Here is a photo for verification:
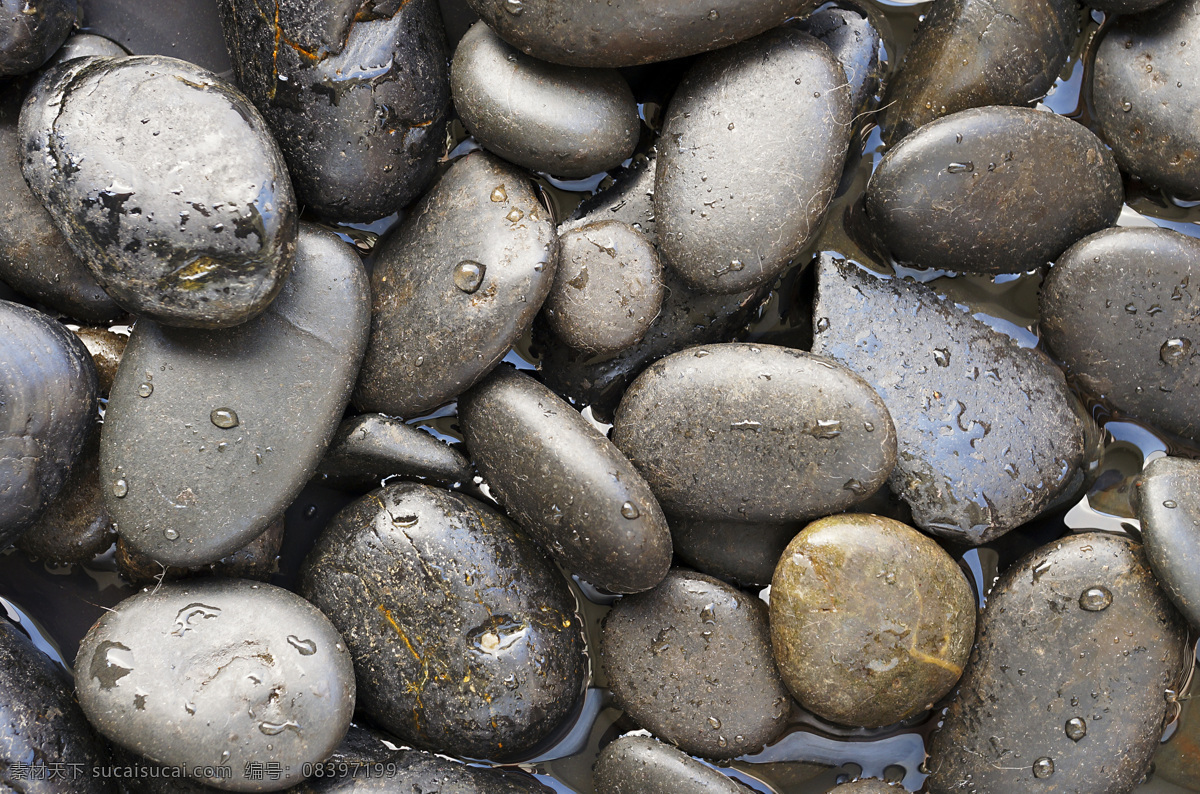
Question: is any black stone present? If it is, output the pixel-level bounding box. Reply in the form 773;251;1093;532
316;413;473;492
300;482;587;760
793;2;887;121
0;0;77;76
1137;456;1200;629
20;55;298;328
217;0;450;222
670;516;800;588
101;224;369;567
593;736;745;794
459;366;671;593
115;515;284;586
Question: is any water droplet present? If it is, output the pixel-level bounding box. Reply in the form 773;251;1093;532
843;479;864;494
491;185;508;202
863;421;875;432
816;317;830;332
171;603;221;636
392;514;419;528
303;504;318;519
1160;337;1192;365
210;408;239;429
1079;586;1113;611
933;348;951;367
184;701;196;715
727;122;735;131
708;716;722;730
1033;758;1055;779
112;478;128;498
1122;101;1133;112
729;259;744;271
620;501;640;519
137;382;153;398
506;208;524;223
164;528;179;541
708;8;719;18
730;420;762;430
1065;717;1087;741
259;720;300;736
220;751;230;763
700;603;716;624
808;419;842;439
287;636;317;655
651;627;672;655
947;162;974;174
453;260;486;294
1164;500;1178;509
1124;303;1138;314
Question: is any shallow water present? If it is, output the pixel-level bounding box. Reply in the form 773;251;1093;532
4;0;1200;791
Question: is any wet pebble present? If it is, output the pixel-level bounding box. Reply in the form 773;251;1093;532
812;256;1085;544
459;366;671;593
1137;456;1200;628
793;2;888;120
316;413;473;492
542;220;663;357
75;579;355;792
73;325;127;394
1041;226;1200;441
593;735;745;793
47;32;128;66
0;81;121;322
613;343;897;523
824;781;905;793
1155;668;1200;791
866;106;1123;274
353;151;556;418
0;0;76;75
466;0;807;67
300;482;586;760
0;620;114;793
926;532;1190;793
301;746;555;793
1;300;98;547
670;516;800;588
770;514;975;728
217;0;449;221
600;569;790;759
655;28;851;294
20;55;297;328
881;0;1076;142
452;21;639;178
115;515;284;586
101;224;369;567
1094;0;1200;196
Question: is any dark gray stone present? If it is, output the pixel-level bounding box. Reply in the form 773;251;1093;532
926;533;1190;794
1094;0;1200;196
1137;456;1200;629
115;515;284;586
793;2;887;121
48;32;127;66
101;224;369;567
593;736;745;794
465;0;813;67
655;28;851;294
75;579;355;793
451;21;639;178
1041;226;1200;441
670;516;800;588
612;343;897;523
824;781;905;793
812;257;1085;544
0;0;76;76
20;55;298;328
299;747;555;792
600;569;790;759
543;220;663;358
316;413;473;492
300;482;586;760
353;151;557;418
866;106;1123;274
1;300;98;546
880;0;1076;143
459;366;671;593
216;0;450;222
0;81;121;322
770;514;976;728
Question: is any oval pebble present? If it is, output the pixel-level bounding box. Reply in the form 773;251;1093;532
1094;0;1200;196
1042;228;1200;442
1;620;114;793
217;0;450;221
459;366;671;593
48;32;128;66
613;343;897;523
926;532;1190;793
593;735;745;794
20;55;297;328
770;514;975;728
1;300;98;546
1137;456;1200;628
316;413;473;492
101;224;369;567
300;482;586;760
880;0;1075;142
465;0;807;68
825;781;905;793
600;569;790;758
793;2;888;121
866;106;1123;274
452;21;639;178
543;220;664;357
655;28;851;294
0;0;76;75
353;151;557;418
75;579;356;792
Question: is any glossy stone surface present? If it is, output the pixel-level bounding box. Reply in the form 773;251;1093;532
316;413;473;492
0;0;77;76
1137;456;1200;629
593;736;745;793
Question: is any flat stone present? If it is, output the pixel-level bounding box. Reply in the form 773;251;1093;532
1137;456;1200;629
670;517;801;588
316;413;473;492
793;2;887;120
115;515;284;586
0;0;76;75
593;735;745;793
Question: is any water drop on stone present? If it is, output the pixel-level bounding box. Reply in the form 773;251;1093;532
1122;101;1133;112
506;208;524;223
1033;758;1055;778
164;528;179;541
287;636;317;656
1124;303;1138;314
112;478;128;498
708;8;719;18
816;317;830;332
947;162;974;174
210;408;239;429
933;348;951;367
1079;586;1113;611
138;382;153;398
729;259;744;271
303;504;318;519
491;185;508;202
621;501;640;519
393;514;419;528
184;701;196;715
863;421;874;432
453;260;485;294
259;720;300;736
1065;717;1087;741
1164;500;1178;509
843;479;864;494
700;603;716;624
708;716;722;730
1160;337;1192;365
